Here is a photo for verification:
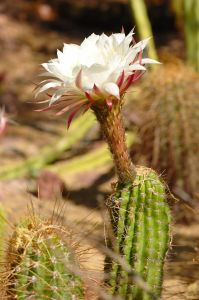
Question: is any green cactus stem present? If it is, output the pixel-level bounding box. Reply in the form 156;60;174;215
4;218;84;299
106;166;170;299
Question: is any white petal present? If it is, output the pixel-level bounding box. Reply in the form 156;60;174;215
130;64;146;71
57;49;64;61
41;63;52;73
42;62;60;76
38;30;156;103
35;82;61;98
132;37;151;51
49;88;68;105
63;43;80;53
103;82;120;99
37;79;62;85
63;44;80;67
112;33;125;44
38;71;60;78
140;58;161;64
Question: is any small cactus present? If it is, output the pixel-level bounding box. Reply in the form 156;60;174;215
3;217;84;299
106;166;170;299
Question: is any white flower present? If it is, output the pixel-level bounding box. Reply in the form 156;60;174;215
35;29;159;127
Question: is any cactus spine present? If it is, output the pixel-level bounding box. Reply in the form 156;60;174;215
107;166;170;299
4;218;84;299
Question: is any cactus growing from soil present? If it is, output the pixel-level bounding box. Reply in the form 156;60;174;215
92;102;170;299
35;30;170;299
131;62;199;201
107;166;170;299
3;217;84;299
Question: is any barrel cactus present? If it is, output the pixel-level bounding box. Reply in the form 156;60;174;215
3;217;84;299
131;62;199;202
106;166;170;299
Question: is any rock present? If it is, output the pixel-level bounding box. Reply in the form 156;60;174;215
37;170;66;200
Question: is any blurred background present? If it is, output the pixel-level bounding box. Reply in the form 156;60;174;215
0;1;199;299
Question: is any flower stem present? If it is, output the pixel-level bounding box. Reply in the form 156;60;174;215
92;102;136;184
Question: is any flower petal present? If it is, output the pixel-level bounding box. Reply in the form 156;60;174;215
140;58;161;64
36;29;160;123
103;82;120;99
49;88;67;105
35;82;61;98
132;37;151;51
129;64;146;71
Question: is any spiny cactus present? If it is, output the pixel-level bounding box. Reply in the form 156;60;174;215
106;166;170;299
0;205;7;260
131;62;199;201
3;217;84;299
33;30;170;300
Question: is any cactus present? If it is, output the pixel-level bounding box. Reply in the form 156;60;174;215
106;166;170;299
91;86;170;299
3;217;84;299
0;205;7;261
131;62;199;201
33;31;171;299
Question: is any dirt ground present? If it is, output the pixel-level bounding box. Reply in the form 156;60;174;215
0;4;199;300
